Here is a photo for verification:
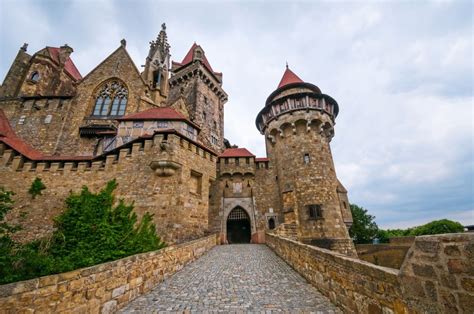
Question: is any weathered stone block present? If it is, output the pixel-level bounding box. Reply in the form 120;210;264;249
412;264;437;279
112;284;128;298
101;300;117;314
415;240;440;254
461;277;474;292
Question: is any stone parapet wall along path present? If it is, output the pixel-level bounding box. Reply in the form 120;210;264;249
0;234;217;313
266;232;474;313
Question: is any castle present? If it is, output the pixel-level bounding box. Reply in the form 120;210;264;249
0;24;355;256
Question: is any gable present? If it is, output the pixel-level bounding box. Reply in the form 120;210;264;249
79;46;147;89
169;97;190;119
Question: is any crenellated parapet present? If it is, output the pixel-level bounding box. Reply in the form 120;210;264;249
265;110;335;144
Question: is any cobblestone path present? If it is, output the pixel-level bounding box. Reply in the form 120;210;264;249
120;244;340;313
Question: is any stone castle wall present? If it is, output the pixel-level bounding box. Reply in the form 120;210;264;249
0;234;218;313
266;232;474;313
1;132;216;244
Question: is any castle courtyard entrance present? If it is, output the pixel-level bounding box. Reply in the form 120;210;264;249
226;207;251;244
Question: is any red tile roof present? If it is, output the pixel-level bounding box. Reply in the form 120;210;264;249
277;66;304;89
47;47;82;80
118;107;187;121
220;148;255;158
255;157;269;162
173;43;221;76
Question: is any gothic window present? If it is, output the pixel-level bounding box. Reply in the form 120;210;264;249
30;71;40;83
92;80;128;117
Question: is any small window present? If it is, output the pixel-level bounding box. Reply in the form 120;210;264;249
343;201;347;209
30;71;40;82
304;153;310;164
245;157;250;165
133;121;144;128
158;121;168;128
203;112;207;121
18;115;26;125
308;204;323;219
224;158;229;165
213;121;217;130
235;158;240;165
92;80;128;117
44;115;52;124
58;99;64;110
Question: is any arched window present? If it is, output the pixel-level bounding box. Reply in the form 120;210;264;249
92;80;128;117
30;71;40;83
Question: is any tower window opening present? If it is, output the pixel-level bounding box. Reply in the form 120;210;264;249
245;157;250;165
30;71;40;83
235;158;239;165
304;153;310;164
343;201;347;209
307;204;322;219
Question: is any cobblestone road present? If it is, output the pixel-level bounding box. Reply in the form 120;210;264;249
120;244;340;313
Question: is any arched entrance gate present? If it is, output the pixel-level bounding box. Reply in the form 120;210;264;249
226;207;251;244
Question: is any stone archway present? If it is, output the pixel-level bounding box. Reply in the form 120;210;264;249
226;207;251;244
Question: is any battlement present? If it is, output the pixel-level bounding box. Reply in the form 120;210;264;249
1;130;217;174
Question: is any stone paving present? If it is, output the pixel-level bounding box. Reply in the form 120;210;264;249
120;244;340;313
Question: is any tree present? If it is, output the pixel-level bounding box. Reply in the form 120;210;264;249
349;204;379;244
411;219;464;236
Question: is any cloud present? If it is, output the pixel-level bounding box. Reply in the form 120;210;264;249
0;0;472;228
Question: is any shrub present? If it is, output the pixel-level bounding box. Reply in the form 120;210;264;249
28;177;46;199
0;180;166;284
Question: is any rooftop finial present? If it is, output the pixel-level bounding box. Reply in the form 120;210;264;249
161;23;166;31
21;43;28;52
121;39;127;47
286;61;288;69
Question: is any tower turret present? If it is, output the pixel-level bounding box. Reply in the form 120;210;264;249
256;66;356;256
143;23;170;104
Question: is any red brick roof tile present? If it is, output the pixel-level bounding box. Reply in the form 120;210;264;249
47;47;82;80
255;157;269;162
220;148;255;158
277;66;304;89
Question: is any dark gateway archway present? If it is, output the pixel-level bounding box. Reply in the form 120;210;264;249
227;207;251;244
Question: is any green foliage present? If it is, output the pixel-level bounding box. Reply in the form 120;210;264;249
349;204;379;244
28;177;46;199
0;187;15;235
377;219;464;243
0;180;166;284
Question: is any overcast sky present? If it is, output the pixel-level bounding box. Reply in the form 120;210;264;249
0;0;472;229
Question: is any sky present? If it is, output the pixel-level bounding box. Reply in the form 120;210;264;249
0;0;472;229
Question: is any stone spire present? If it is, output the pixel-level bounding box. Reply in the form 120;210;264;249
143;23;171;102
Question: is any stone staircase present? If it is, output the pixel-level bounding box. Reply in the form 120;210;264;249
272;223;298;240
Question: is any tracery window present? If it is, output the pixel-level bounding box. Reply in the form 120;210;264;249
92;80;128;117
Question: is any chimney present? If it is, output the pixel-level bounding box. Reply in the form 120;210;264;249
58;44;74;66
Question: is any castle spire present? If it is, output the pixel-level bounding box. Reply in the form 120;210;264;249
277;66;304;89
143;23;171;102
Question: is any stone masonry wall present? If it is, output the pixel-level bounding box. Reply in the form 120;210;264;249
1;132;216;244
265;110;356;256
0;234;218;314
266;232;474;313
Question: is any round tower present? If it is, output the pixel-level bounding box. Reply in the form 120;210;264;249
256;66;356;256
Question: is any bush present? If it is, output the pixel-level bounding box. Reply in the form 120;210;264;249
28;177;46;199
0;180;166;284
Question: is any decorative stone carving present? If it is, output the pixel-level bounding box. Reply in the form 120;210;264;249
149;160;181;176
